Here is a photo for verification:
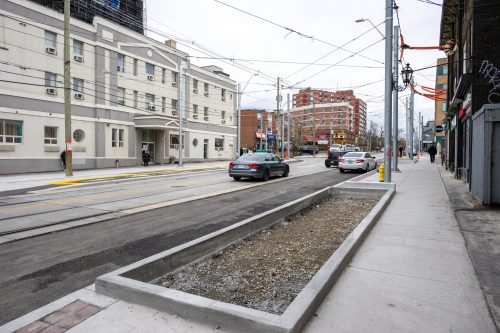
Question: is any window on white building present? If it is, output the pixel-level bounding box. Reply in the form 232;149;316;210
45;72;56;87
73;40;83;57
44;30;57;50
117;87;125;105
193;79;198;91
170;134;184;149
117;53;125;72
44;126;58;145
162;68;166;83
112;128;117;147
133;59;138;76
118;129;124;147
133;90;138;108
204;82;209;94
204;107;209;120
162;97;166;112
193;104;198;119
145;63;154;75
145;94;155;110
0;119;23;144
73;78;84;93
172;99;178;110
215;138;224;151
221;89;226;100
172;71;178;83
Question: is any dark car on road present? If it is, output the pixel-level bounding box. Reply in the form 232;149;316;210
228;152;289;181
325;150;345;168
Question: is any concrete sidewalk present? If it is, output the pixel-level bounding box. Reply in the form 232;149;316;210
1;156;497;333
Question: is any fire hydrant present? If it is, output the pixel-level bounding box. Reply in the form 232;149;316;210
379;163;384;182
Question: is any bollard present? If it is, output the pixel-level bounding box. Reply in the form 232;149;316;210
379;163;384;182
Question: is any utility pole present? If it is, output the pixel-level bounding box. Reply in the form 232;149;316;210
237;83;241;157
276;77;281;157
329;107;333;148
420;113;423;153
178;62;185;167
259;112;263;150
310;91;316;157
287;93;290;158
383;0;393;182
63;0;72;176
409;84;414;160
392;25;399;171
405;96;409;157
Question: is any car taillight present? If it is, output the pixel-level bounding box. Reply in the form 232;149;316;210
229;161;235;168
248;163;258;168
339;158;344;162
356;159;364;163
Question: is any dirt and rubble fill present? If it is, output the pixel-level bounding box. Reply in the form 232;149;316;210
152;196;379;315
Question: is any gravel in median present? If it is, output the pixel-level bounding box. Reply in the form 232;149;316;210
152;195;379;315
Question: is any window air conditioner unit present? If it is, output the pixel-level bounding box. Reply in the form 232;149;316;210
221;119;226;124
193;88;198;94
147;74;154;81
74;54;84;62
46;87;57;95
222;96;226;101
204;116;209;121
204;92;209;97
74;93;84;100
171;82;177;87
172;110;178;116
117;100;125;105
45;46;56;55
117;65;124;72
148;105;156;111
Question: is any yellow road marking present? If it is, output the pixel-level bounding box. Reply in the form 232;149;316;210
49;166;225;185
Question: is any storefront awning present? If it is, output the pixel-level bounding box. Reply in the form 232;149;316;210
256;132;266;139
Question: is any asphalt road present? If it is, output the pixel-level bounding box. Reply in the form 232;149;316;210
0;161;360;325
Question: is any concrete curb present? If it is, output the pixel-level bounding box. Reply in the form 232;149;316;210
96;183;395;333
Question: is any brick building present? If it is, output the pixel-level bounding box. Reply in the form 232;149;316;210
440;0;500;204
434;58;448;153
239;109;276;151
292;88;366;148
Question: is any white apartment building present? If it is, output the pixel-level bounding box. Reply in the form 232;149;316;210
0;0;237;174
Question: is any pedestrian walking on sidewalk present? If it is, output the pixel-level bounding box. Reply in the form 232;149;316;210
60;150;66;170
142;149;146;167
144;151;151;167
427;144;437;163
399;146;404;158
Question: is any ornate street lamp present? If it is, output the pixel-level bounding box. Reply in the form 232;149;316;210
396;63;414;91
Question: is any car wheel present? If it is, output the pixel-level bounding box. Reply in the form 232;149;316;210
233;176;241;181
282;166;289;177
365;164;369;173
262;169;270;181
325;162;330;168
339;168;345;173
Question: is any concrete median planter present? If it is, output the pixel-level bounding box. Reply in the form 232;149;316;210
96;182;395;333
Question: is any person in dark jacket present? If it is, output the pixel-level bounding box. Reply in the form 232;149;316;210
60;150;66;169
144;151;151;167
427;144;437;163
142;149;146;167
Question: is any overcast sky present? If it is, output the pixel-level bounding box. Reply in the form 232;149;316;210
146;0;444;130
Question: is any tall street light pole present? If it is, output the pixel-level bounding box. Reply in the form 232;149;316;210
392;25;399;171
63;0;72;176
383;0;393;182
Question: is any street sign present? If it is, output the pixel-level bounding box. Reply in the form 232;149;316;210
435;125;444;132
267;133;276;141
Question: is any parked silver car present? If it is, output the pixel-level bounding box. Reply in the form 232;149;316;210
339;152;377;173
